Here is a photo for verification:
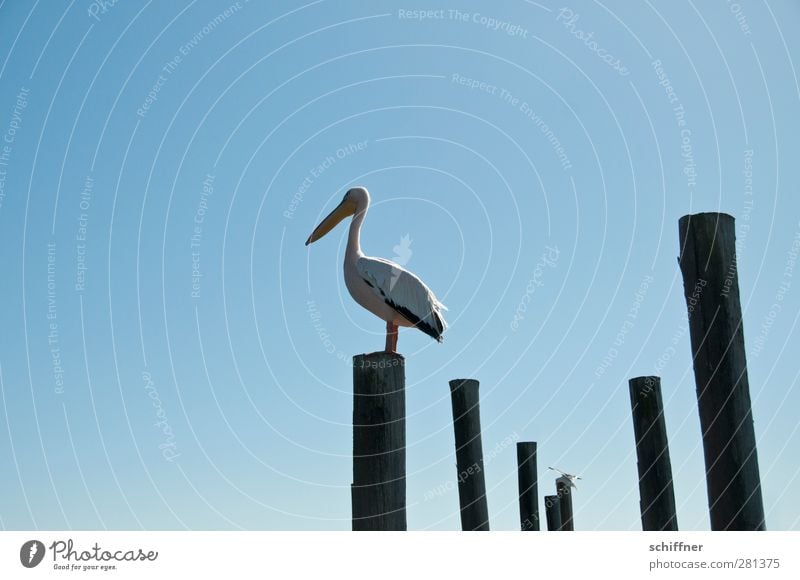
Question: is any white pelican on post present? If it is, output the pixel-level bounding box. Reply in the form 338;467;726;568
305;187;447;353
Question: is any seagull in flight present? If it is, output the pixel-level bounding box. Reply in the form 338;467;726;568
548;466;582;489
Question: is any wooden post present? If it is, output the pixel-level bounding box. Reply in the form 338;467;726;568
629;376;679;531
556;480;574;531
678;213;765;530
516;442;540;531
449;379;490;531
544;495;562;531
352;352;406;530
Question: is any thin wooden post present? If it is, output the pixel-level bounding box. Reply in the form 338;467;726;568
544;495;562;531
352;352;406;530
516;442;540;531
629;376;679;531
556;480;574;531
449;379;490;531
678;213;765;530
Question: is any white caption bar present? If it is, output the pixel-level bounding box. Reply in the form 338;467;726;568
1;531;798;579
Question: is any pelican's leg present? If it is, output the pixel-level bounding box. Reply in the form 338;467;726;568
385;321;398;353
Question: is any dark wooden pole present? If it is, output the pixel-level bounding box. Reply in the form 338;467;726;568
449;379;490;531
516;442;540;531
352;352;406;530
678;212;765;530
556;480;574;531
544;495;562;531
629;376;679;531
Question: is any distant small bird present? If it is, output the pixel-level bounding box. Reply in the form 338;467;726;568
548;466;582;489
306;187;447;353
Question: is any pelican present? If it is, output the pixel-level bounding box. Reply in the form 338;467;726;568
548;467;582;489
305;187;447;352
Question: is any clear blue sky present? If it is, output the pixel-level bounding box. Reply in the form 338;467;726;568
0;0;798;530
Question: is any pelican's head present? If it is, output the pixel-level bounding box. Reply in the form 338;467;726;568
305;187;369;246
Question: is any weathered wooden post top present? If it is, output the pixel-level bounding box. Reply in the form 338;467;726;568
629;376;678;531
544;495;562;531
517;442;540;531
351;351;407;531
449;378;490;531
678;212;765;530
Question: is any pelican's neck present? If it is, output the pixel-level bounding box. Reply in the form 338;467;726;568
346;203;367;262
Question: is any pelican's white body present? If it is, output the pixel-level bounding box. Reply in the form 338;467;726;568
347;255;446;335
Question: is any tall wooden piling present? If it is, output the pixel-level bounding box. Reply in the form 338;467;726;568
678;213;765;530
352;352;406;530
544;495;562;531
629;376;678;531
449;379;490;531
556;480;574;531
516;442;540;531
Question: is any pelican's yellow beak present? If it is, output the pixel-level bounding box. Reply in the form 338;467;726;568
305;198;357;245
